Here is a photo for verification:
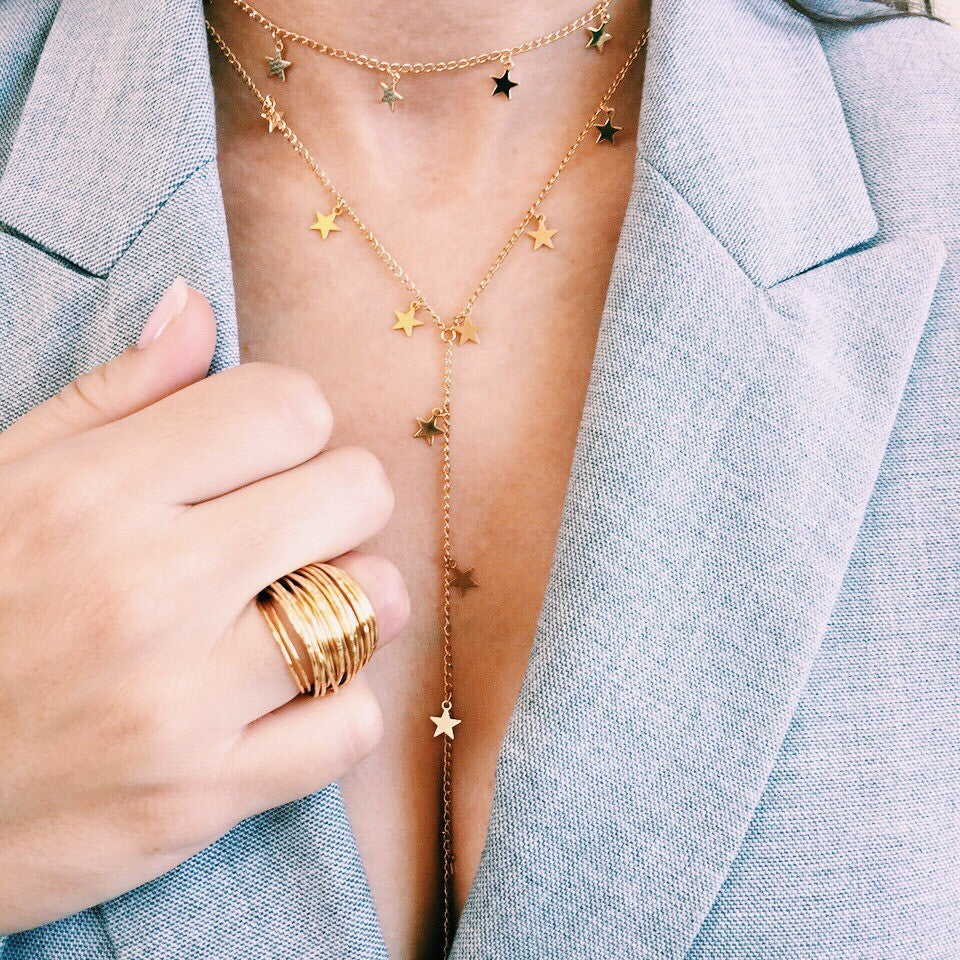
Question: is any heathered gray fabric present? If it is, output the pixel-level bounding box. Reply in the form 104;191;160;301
0;0;957;957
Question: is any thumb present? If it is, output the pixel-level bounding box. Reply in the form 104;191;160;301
0;277;217;466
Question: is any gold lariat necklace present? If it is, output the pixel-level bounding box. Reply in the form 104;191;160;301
206;3;647;951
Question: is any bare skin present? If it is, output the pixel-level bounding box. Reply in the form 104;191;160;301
209;0;648;955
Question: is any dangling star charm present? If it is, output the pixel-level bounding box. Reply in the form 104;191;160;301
260;96;285;133
266;51;292;81
413;413;445;445
380;80;404;111
491;68;519;99
585;21;612;52
453;315;481;345
595;112;623;144
309;208;341;239
449;564;479;596
430;704;462;740
527;216;557;250
392;302;424;337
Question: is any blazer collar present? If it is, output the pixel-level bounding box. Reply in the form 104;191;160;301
1;1;946;958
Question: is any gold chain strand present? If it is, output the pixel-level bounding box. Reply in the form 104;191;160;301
439;332;455;953
205;19;647;332
229;0;612;79
205;16;647;954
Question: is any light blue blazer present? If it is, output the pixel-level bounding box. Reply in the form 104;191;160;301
1;0;958;956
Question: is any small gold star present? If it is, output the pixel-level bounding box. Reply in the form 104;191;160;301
266;51;292;81
380;80;404;111
392;303;424;337
453;315;482;345
449;564;479;596
260;96;284;133
309;208;341;239
430;705;462;740
585;22;612;52
413;413;445;445
595;114;623;144
491;69;519;99
527;216;557;250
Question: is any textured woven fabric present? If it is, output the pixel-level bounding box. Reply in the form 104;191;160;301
0;0;957;957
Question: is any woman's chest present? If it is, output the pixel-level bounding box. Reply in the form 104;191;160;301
217;131;637;955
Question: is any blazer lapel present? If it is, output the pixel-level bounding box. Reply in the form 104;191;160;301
0;0;217;277
451;0;946;957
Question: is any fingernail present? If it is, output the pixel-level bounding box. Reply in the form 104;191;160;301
137;276;189;349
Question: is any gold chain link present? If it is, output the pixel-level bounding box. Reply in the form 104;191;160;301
230;0;612;77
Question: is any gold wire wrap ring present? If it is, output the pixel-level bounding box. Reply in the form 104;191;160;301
256;562;378;697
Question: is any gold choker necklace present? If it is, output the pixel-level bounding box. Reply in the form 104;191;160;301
206;4;647;951
228;0;617;109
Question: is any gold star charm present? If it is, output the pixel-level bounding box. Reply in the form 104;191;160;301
595;111;623;144
260;96;284;133
449;564;479;596
527;216;557;250
392;302;424;337
413;412;445;445
585;21;612;52
380;80;404;112
309;208;341;239
266;51;292;81
430;704;462;740
491;68;519;99
453;315;482;345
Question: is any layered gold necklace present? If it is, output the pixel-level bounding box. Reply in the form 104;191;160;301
206;2;647;951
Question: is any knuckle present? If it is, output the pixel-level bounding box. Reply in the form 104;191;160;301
246;363;333;450
56;366;110;421
110;701;221;856
337;447;394;521
100;583;154;645
24;454;113;532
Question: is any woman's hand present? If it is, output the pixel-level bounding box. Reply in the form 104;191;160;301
0;279;409;934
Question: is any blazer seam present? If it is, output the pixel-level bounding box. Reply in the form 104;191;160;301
91;905;120;960
105;154;219;278
639;156;758;285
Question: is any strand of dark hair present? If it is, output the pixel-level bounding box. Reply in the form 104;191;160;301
783;0;946;26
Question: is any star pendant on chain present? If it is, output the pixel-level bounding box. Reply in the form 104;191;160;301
491;68;519;99
413;412;445;445
260;96;285;133
266;51;292;81
528;216;557;250
453;315;482;345
430;704;462;739
585;21;613;52
309;208;341;239
449;563;479;596
595;111;623;144
380;80;404;111
392;302;424;337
